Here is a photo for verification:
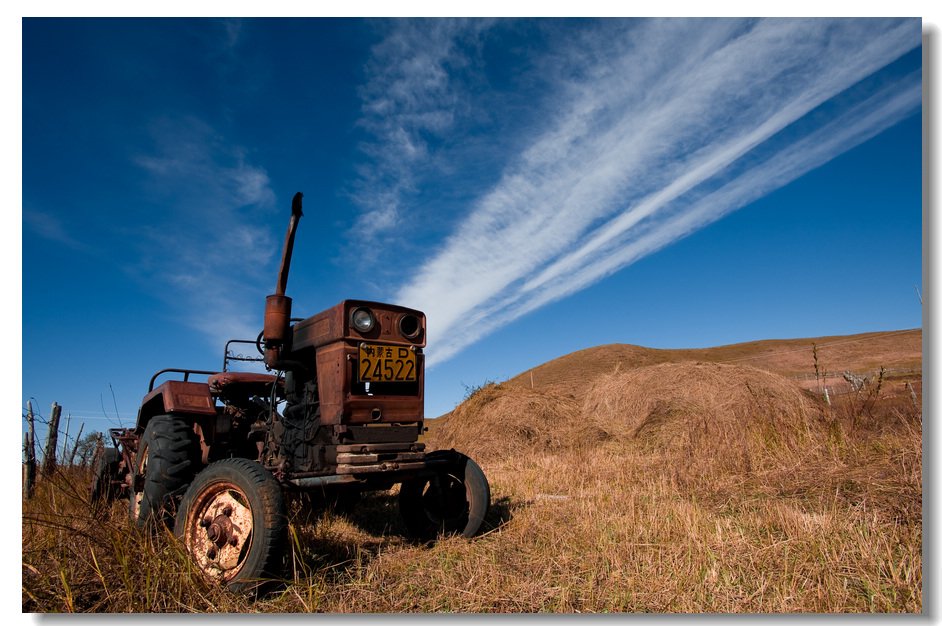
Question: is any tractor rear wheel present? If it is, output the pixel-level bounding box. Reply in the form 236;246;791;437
128;415;200;530
174;458;287;593
399;451;490;539
89;446;120;503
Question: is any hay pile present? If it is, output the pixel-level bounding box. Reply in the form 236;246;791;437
428;383;604;463
582;361;827;476
433;362;828;477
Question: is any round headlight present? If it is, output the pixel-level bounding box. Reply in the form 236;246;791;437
350;307;375;333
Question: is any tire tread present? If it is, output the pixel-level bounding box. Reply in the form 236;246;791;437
131;415;200;529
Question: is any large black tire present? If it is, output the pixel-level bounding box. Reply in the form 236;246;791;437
89;446;120;503
174;458;287;594
128;415;200;530
399;451;490;539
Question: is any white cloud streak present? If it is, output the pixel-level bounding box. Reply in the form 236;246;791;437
352;19;492;240
380;18;921;367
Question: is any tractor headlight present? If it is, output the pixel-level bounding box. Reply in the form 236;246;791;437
398;313;421;339
350;307;375;333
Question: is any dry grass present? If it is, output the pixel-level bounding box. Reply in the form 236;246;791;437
580;362;826;483
431;384;597;463
22;336;922;613
428;367;922;612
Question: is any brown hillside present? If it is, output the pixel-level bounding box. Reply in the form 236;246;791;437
500;328;921;403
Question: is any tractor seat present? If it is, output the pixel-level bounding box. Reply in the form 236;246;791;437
208;372;281;396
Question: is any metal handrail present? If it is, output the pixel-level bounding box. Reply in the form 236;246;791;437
224;339;266;372
148;368;218;392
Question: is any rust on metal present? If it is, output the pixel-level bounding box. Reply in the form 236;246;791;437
208;371;280;394
179;480;254;583
263;294;292;346
141;380;216;417
275;192;303;297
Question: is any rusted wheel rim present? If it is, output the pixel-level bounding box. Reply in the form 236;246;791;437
181;481;254;582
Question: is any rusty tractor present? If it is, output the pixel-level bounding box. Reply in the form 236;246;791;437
89;192;490;592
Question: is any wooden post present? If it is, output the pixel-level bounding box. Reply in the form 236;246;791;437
61;412;72;462
907;382;919;407
42;402;62;474
23;434;34;498
24;401;36;497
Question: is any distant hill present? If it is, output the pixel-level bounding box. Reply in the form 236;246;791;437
499;328;922;403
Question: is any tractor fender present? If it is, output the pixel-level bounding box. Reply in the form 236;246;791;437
136;380;216;432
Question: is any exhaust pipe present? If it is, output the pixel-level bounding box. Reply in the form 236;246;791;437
264;192;303;369
275;192;304;297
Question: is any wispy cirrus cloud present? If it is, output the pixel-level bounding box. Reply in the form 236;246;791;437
351;18;493;240
133;116;279;347
23;207;91;252
370;18;921;367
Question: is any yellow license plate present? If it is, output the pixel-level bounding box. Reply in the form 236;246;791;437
358;344;417;382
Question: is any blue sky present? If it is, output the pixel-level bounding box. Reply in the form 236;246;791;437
20;17;926;451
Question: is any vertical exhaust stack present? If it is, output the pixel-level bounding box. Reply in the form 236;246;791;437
264;192;303;369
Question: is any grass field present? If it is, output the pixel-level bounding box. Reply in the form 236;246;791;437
22;331;922;612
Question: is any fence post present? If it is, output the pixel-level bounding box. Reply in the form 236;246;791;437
61;412;72;462
907;382;918;407
23;434;35;498
24;401;36;498
42;402;62;475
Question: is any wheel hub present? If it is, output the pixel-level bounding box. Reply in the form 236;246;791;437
204;514;239;552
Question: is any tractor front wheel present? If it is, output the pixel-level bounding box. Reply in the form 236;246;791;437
399;451;490;539
174;458;287;593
